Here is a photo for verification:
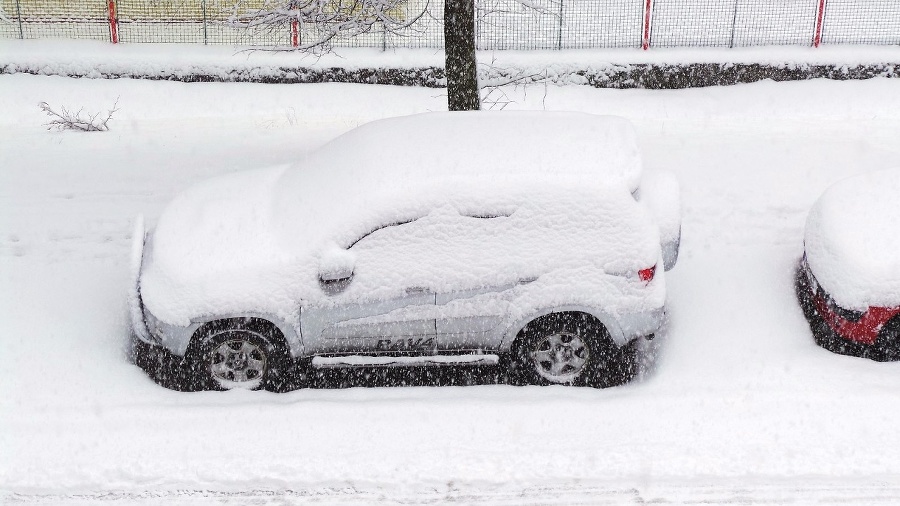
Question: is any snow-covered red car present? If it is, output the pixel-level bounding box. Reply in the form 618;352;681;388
797;168;900;361
128;111;681;390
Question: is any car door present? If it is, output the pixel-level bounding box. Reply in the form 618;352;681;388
427;211;536;352
300;218;438;356
434;282;520;352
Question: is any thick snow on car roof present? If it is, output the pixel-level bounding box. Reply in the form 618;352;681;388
284;110;642;191
275;110;642;250
805;168;900;310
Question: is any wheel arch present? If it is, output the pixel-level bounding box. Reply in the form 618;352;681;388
186;315;299;359
500;306;626;353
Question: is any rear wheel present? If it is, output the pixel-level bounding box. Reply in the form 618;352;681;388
509;312;635;388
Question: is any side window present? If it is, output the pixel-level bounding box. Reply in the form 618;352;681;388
342;207;527;294
343;216;442;294
346;218;419;250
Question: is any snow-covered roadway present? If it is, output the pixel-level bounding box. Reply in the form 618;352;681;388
2;74;900;504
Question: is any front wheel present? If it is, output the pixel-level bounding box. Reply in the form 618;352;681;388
192;319;290;391
510;312;635;388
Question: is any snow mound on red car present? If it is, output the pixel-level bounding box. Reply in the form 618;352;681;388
805;168;900;310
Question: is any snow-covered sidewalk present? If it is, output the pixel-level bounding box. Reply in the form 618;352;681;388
2;74;900;503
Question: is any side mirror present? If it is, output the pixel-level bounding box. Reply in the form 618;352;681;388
318;246;355;293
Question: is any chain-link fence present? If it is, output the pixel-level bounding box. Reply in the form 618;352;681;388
2;0;899;48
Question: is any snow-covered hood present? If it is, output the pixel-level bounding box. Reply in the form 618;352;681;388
804;168;900;310
140;165;308;326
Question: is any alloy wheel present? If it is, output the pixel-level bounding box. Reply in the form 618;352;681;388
210;338;267;389
530;332;589;383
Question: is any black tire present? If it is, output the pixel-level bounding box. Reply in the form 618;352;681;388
188;318;293;392
508;312;636;388
873;316;900;362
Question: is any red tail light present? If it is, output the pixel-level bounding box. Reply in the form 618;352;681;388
638;265;656;283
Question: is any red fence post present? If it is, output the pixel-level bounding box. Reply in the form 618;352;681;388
641;0;653;50
813;0;827;47
108;0;119;44
291;19;299;47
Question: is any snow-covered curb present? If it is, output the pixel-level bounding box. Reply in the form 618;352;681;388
2;39;899;89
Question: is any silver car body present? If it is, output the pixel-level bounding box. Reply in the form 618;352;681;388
130;112;679;365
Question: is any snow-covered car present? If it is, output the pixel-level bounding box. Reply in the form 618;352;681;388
797;168;900;361
129;111;681;390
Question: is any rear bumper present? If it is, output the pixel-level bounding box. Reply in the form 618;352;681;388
618;305;667;344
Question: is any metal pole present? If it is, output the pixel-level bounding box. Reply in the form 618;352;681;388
107;0;118;44
202;0;208;45
382;21;387;51
813;0;827;47
15;0;24;39
729;0;739;48
641;0;652;50
557;0;563;50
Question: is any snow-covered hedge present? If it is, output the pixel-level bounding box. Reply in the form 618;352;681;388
4;60;897;89
2;40;897;89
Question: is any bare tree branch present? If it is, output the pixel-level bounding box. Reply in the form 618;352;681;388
224;0;429;51
478;56;548;110
477;0;560;20
220;0;556;110
39;99;120;132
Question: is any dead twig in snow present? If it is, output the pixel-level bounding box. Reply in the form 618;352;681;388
39;99;120;132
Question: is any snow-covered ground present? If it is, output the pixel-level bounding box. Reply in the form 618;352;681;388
2;72;900;504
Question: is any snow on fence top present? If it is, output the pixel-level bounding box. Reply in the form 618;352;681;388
804;168;900;310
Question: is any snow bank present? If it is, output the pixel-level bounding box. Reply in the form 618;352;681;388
804;168;900;310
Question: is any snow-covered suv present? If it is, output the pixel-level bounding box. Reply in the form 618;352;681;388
797;168;900;361
129;111;681;390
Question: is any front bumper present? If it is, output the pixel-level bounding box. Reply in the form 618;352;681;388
130;331;204;391
796;258;900;360
133;305;200;358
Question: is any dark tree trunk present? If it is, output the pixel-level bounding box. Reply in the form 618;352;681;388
444;0;480;111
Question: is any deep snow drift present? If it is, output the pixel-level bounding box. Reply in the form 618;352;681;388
2;73;900;503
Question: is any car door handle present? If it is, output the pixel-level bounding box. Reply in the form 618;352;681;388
405;286;431;294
